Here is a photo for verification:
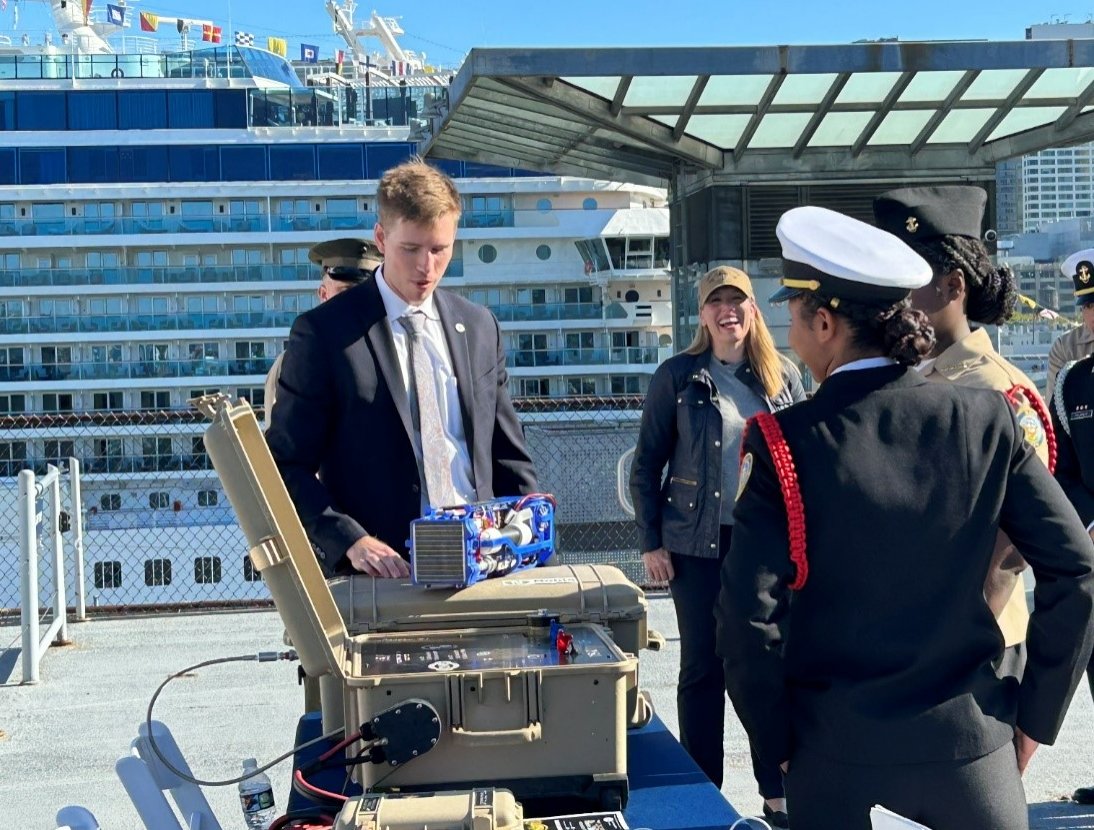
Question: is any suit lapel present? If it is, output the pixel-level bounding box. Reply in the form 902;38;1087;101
435;291;476;460
360;278;414;442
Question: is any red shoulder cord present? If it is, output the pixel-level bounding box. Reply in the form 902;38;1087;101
744;413;808;590
1004;384;1057;475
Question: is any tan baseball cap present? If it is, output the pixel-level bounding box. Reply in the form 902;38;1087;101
699;266;754;307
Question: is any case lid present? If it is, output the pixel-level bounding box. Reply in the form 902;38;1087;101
196;395;348;680
330;564;647;634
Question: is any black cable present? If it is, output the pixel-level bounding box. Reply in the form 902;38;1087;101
144;650;346;788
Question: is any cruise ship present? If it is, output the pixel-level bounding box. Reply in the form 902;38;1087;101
0;0;671;610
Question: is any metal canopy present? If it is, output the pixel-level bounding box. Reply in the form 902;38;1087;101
420;40;1094;184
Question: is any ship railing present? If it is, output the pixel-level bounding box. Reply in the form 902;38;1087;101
18;458;85;684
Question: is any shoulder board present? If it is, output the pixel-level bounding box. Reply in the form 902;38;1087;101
1053;360;1078;439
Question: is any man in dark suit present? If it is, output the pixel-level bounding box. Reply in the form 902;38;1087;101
1050;352;1094;805
715;206;1094;830
266;160;538;577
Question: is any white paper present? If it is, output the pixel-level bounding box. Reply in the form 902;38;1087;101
870;805;932;830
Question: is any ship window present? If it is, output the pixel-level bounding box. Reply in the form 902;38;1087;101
564;287;594;304
236;387;265;407
610;375;642;395
536;198;552;213
0;92;14;130
213;90;247;129
169;145;220;182
68;147;120;184
582;198;598;210
220;146;267;181
535;244;552;261
144;559;172;587
93;561;122;590
365;142;415;180
605;238;626;269
140;391;171;410
318;145;364;180
518;378;551;397
92;391;124;411
148;491;170;510
67;91;117;130
197;489;219;507
167;91;215;129
0;149;14;185
43;440;74;466
477;244;497;264
0;393;26;414
194;556;223;584
625;289;640;302
99;493;121;512
243;555;261;582
42;393;74;413
118;146;168;183
118;91;167;129
566;377;597;396
19;148;65;185
270;145;316;181
0;440;27;476
17;91;66;130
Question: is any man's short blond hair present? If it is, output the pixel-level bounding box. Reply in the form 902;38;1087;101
377;158;461;226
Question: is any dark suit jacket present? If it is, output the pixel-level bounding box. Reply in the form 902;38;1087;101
1052;355;1094;525
715;364;1094;769
266;275;538;574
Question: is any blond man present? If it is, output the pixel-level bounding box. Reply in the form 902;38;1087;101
267;159;538;577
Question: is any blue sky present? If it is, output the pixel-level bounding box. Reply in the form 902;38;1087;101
5;1;1083;67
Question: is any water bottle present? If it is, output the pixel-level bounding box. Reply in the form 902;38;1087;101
238;758;277;829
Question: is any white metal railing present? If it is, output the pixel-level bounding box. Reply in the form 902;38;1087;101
19;459;85;684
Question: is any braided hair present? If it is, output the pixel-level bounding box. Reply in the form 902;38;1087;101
912;235;1018;326
799;294;935;366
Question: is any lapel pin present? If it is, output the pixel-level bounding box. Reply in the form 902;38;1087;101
455;323;466;333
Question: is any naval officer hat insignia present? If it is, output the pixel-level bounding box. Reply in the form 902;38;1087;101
873;185;988;245
769;206;932;305
1061;248;1094;307
308;237;382;282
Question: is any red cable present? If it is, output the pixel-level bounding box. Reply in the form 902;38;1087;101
1005;384;1057;474
293;768;351;804
747;413;809;590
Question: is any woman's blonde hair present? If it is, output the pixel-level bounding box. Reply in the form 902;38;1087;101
684;267;787;399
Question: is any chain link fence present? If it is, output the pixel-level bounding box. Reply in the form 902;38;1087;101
0;397;657;618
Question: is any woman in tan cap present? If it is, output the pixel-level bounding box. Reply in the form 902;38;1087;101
630;265;804;826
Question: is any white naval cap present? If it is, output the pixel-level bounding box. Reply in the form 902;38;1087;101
1061;248;1094;306
770;206;933;305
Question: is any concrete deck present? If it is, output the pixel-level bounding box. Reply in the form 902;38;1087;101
1;598;1092;828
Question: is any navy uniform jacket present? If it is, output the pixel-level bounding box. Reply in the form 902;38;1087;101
266;275;538;574
1052;355;1094;525
715;364;1094;769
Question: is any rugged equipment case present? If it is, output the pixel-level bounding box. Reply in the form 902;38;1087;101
328;563;655;728
333;789;523;830
199;397;637;808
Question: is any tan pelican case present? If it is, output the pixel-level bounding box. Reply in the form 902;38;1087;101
198;397;637;809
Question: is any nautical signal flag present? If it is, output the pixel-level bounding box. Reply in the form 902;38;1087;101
106;3;125;25
390;60;409;76
267;36;287;57
235;31;255;46
84;0;94;24
139;10;159;31
300;43;318;63
176;18;187;34
202;23;222;43
335;49;345;75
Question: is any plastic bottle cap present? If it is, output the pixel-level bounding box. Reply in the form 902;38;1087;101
242;758;258;773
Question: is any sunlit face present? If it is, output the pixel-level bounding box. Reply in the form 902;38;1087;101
700;286;754;348
1082;302;1094;334
908;270;947;322
374;213;458;304
317;273;357;303
787;297;824;380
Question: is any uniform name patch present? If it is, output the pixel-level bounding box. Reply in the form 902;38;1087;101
736;452;753;501
1071;409;1093;421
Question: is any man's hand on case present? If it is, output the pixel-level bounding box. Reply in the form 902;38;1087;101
347;535;410;578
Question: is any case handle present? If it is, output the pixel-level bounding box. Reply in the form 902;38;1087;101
449;722;542;746
646;628;666;651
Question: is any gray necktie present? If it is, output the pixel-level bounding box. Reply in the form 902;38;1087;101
399;311;458;507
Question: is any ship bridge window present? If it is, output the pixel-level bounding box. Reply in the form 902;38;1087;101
318;145;364;180
0;440;27;476
17;91;65;130
145;559;172;587
93;561;122;590
220;146;267;181
574;240;610;272
270;145;316;182
68;91;117;130
118;91;167;129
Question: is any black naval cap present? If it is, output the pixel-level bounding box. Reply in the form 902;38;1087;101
769;206;932;305
872;185;987;246
308;238;382;283
1061;248;1094;307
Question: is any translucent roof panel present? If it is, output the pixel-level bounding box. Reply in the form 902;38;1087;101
623;75;700;108
747;112;813;149
808;111;875;147
987;106;1068;142
927;109;996;144
898;71;968;103
686;114;752;147
960;68;1031;101
698;75;775;107
772;73;840;106
561;76;622;99
1026;67;1094;98
652;115;679;129
869;110;936;145
834;72;903;104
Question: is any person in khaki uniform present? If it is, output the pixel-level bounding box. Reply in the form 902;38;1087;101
874;186;1053;671
1046;248;1094;401
263;238;383;427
